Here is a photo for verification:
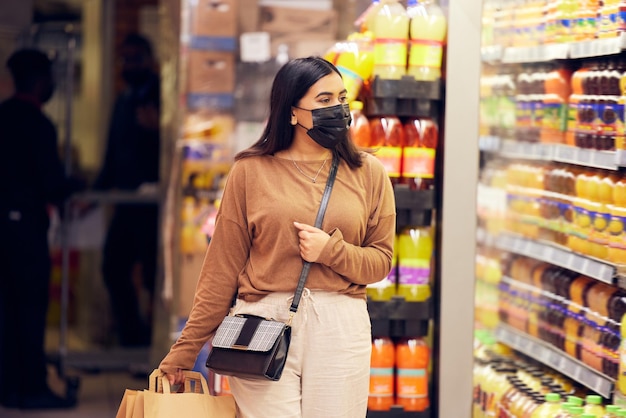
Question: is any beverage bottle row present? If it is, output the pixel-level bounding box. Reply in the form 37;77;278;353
367;225;434;302
369;336;430;412
473;332;620;418
481;57;626;151
499;254;626;379
360;0;447;82
483;0;626;49
502;161;626;264
350;101;439;190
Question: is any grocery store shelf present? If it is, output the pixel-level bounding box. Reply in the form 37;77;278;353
481;45;504;62
482;34;626;64
480;137;622;170
502;43;569;63
569;33;626;59
478;135;501;153
367;408;430;418
494;325;614;398
495;233;616;285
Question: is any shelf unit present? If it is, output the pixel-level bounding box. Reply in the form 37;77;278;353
479;137;624;171
367;409;431;418
477;24;626;403
494;325;615;398
495;233;617;286
480;33;626;63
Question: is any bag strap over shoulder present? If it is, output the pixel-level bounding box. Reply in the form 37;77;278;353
289;154;339;314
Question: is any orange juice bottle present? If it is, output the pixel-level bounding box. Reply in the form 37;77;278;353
396;225;433;301
372;0;409;80
565;275;594;360
349;101;372;147
608;174;626;263
406;0;447;82
370;115;405;183
543;64;572;144
402;117;438;190
369;336;395;411
395;337;429;411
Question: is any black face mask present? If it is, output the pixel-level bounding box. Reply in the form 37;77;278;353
296;103;352;149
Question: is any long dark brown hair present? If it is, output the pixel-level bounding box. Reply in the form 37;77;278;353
235;56;364;169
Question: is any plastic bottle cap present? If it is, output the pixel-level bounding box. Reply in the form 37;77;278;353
570;406;584;414
567;396;584;406
606;405;620;412
545;393;561;403
585;394;602;405
580;415;596;418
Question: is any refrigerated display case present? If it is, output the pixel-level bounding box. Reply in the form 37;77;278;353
474;0;626;414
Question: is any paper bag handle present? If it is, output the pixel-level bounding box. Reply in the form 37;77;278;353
149;369;210;395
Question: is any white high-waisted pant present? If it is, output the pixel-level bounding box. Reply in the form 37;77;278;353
228;289;372;418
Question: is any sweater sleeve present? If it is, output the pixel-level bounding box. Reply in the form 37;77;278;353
159;163;251;374
317;156;396;285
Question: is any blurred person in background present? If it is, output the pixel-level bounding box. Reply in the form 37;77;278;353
0;48;80;409
93;33;160;347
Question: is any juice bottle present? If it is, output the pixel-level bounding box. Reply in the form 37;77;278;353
605;291;626;377
359;0;384;33
368;336;395;410
584;395;606;417
395;337;429;411
372;0;409;80
402;117;438;190
565;275;595;360
582;282;619;373
617;312;626;399
608;174;626;263
616;58;626;150
604;405;620;417
370;115;405;182
349;101;372;147
531;393;563;417
571;406;586;417
557;402;575;418
543;63;572;144
568;62;587;145
406;0;447;82
332;32;375;103
367;233;397;301
396;225;433;301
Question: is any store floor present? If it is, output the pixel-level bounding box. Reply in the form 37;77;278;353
0;368;145;418
0;327;153;417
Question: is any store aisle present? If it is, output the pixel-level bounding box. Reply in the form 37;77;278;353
0;368;145;418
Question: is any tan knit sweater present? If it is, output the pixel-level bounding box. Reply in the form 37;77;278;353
159;152;396;374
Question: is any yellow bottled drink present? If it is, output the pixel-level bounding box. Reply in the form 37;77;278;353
396;226;432;301
372;0;409;80
531;393;563;417
406;0;447;81
584;395;606;417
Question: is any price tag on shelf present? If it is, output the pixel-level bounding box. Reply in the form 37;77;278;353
552;247;568;265
517;336;531;352
570;254;585;272
590;150;618;170
556;144;577;162
616;150;626;167
530;342;543;358
547;350;561;368
563;358;577;377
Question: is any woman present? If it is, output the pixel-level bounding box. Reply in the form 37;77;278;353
159;56;396;417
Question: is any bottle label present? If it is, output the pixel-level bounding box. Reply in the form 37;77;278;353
396;368;428;398
402;147;435;179
398;258;430;285
336;65;363;102
375;146;403;178
408;40;443;69
369;367;394;397
374;39;408;67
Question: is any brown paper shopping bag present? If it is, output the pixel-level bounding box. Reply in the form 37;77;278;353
116;388;146;418
143;370;236;418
